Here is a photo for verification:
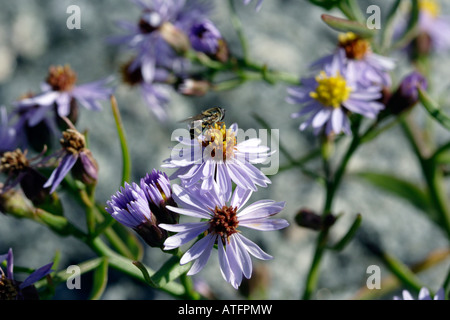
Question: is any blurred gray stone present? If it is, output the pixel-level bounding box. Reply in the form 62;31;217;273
0;0;449;300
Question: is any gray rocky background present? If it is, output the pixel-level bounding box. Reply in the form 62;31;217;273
0;0;449;300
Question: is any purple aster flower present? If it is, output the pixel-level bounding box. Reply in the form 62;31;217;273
394;287;446;300
44;127;98;194
189;19;223;54
163;122;272;196
140;169;179;224
243;0;263;12
16;65;113;126
106;179;174;247
0;106;17;154
311;32;395;89
395;1;450;55
159;182;288;289
286;52;385;135
111;0;212;83
0;248;53;300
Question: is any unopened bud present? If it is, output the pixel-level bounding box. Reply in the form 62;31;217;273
160;22;190;54
0;186;34;220
177;79;211;96
295;208;337;231
134;220;168;248
72;149;98;186
19;168;51;205
387;71;428;115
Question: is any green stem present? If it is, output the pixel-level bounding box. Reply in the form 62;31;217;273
400;118;450;239
111;96;132;186
89;237;186;298
302;123;362;300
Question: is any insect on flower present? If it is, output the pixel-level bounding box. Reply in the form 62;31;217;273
179;107;226;138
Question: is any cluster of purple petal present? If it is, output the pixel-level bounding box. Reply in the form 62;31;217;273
112;0;225;121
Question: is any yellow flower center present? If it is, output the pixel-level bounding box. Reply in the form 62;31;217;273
201;123;237;161
309;71;352;109
338;32;371;60
420;0;440;18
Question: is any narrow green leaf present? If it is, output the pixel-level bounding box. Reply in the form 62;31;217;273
89;257;109;300
111;96;132;186
321;14;377;38
150;255;192;288
356;172;432;213
329;214;362;251
419;88;450;131
133;261;158;287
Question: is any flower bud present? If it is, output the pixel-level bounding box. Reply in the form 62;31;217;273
72;149;98;186
177;78;211;96
140;169;178;225
189;20;229;62
294;208;336;231
0;185;34;220
387;71;428;115
106;182;170;248
160;22;190;54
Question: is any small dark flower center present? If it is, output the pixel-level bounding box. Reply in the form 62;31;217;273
138;10;162;34
209;205;239;243
338;32;370;60
0;149;30;175
0;274;19;300
60;129;86;155
120;60;144;86
46;65;78;92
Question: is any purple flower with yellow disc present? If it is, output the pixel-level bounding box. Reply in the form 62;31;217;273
163;122;272;196
0;248;53;300
287;52;385;135
310;32;395;89
159;182;288;289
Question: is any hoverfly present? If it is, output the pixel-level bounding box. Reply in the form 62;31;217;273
179;107;226;139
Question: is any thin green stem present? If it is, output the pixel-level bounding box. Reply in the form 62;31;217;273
302;122;362;300
400;118;450;239
111;96;132;186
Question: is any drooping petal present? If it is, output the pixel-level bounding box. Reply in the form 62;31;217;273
19;262;53;289
44;153;78;194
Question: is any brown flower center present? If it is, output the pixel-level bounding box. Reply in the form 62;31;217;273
138;11;162;34
338;32;370;60
61;129;86;155
209;205;239;243
120;60;144;86
0;149;30;175
0;274;18;300
46;65;78;91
